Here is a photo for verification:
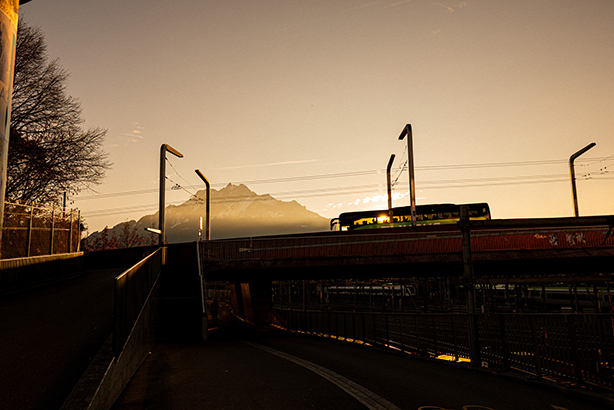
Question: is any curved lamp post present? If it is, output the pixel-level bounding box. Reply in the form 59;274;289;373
386;154;395;220
398;124;416;226
569;142;596;217
195;169;211;241
159;144;183;245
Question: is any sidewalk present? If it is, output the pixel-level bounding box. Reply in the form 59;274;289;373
110;306;270;410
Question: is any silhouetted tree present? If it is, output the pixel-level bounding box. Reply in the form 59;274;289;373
6;19;110;205
83;227;116;252
83;221;158;252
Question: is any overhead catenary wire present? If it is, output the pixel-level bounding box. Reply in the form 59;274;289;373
75;154;614;222
80;172;613;220
76;156;612;202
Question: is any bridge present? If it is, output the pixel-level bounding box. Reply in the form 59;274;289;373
2;215;614;409
200;215;614;278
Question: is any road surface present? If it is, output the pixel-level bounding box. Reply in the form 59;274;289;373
112;319;609;410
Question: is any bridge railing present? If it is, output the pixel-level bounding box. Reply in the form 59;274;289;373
113;248;162;356
201;223;614;262
273;309;614;390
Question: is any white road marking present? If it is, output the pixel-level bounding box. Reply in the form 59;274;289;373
245;341;403;410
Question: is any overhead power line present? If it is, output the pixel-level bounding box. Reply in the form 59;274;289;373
80;172;613;220
75;156;611;202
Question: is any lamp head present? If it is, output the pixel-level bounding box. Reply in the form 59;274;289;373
398;124;412;140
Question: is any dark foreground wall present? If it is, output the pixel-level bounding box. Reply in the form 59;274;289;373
0;252;84;293
0;245;161;294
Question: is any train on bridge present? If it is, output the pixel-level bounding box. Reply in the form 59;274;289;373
332;202;491;231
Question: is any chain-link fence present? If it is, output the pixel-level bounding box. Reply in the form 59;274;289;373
1;202;81;259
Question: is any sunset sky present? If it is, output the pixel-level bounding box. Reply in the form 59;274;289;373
19;0;614;234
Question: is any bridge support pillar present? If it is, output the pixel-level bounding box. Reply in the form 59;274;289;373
460;206;481;366
230;280;272;326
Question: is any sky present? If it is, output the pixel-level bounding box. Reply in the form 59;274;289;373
18;0;614;234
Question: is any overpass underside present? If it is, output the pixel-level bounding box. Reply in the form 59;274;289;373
200;215;614;282
199;217;614;325
201;246;614;281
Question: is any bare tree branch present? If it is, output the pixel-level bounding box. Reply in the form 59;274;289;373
6;19;111;205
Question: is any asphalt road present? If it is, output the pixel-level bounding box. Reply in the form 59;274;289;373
111;320;610;410
0;268;125;410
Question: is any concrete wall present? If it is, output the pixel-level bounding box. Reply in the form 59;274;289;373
0;245;161;294
0;252;84;293
61;271;160;410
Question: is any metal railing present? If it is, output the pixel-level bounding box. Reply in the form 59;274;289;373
1;202;81;259
113;248;162;356
273;309;614;390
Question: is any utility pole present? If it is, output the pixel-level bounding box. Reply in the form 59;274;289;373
159;144;183;246
569;142;596;217
0;2;29;253
398;124;416;226
460;205;480;366
386;154;395;221
195;170;211;241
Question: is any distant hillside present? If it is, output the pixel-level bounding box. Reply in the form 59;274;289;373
88;183;331;244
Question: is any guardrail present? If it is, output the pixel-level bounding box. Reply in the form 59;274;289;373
273;309;614;390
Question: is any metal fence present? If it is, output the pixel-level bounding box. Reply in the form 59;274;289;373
1;202;81;259
273;309;614;390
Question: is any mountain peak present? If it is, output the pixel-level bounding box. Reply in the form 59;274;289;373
216;183;256;198
90;183;330;243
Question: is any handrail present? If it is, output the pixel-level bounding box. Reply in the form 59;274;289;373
113;248;162;356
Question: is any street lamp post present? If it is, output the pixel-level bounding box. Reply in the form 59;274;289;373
386;154;395;220
159;144;183;246
398;124;416;226
195;170;211;241
569;142;596;217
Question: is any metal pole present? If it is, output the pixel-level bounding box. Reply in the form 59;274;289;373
569;142;596;217
398;124;416;226
0;3;25;254
49;204;55;255
159;144;183;246
460;205;480;366
460;206;475;313
159;145;166;246
195;170;211;241
386;154;395;221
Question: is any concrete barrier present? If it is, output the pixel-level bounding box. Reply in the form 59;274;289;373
0;252;84;293
61;250;162;410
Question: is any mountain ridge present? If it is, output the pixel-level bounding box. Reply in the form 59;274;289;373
87;183;331;245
